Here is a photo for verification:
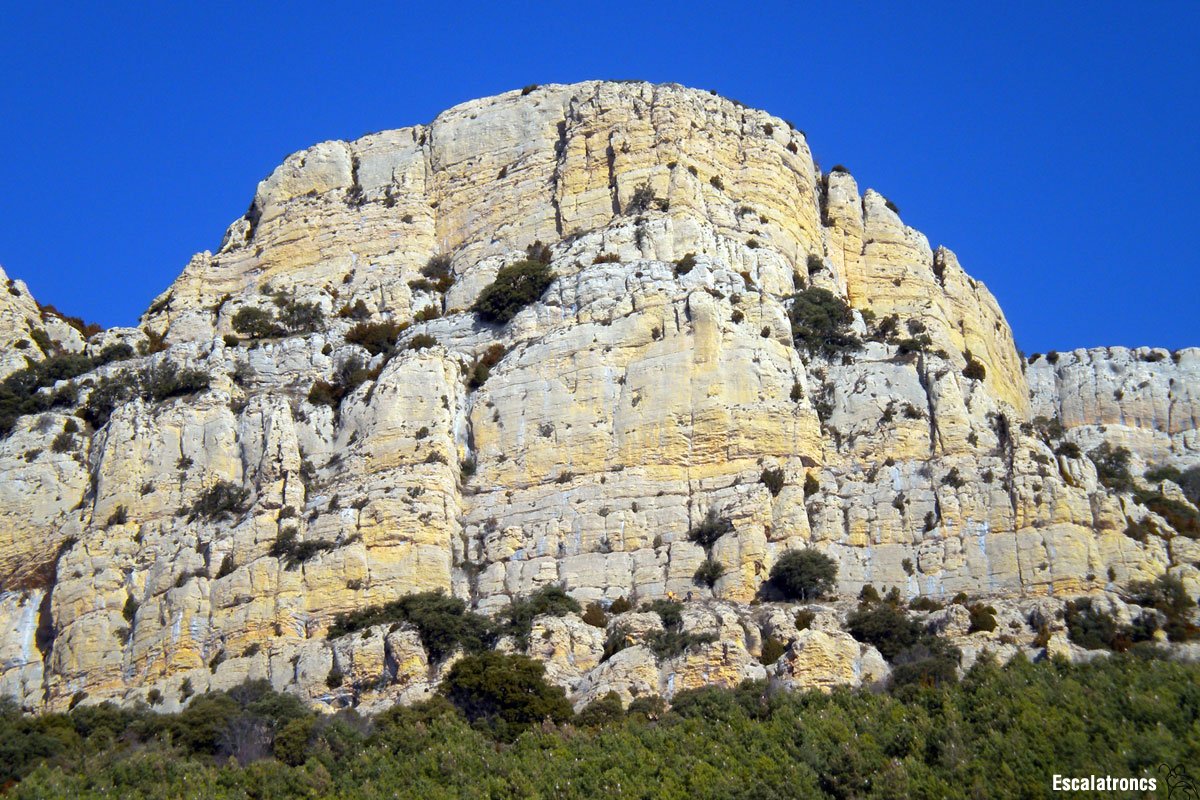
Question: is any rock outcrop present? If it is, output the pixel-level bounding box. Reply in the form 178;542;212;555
0;81;1196;713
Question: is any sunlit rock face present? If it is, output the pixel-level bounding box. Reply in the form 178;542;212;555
0;81;1195;712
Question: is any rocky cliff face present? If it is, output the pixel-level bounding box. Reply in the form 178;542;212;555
1;81;1196;714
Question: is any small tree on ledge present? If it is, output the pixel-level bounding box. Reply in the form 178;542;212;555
769;549;838;601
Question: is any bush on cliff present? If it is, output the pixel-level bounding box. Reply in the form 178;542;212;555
440;651;572;741
768;549;838;601
846;593;962;689
326;590;495;662
499;585;581;647
1089;441;1134;493
789;287;861;357
471;260;556;324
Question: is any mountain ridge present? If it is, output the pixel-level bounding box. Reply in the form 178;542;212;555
0;80;1196;714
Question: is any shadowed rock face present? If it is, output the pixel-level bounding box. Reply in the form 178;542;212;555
0;81;1195;713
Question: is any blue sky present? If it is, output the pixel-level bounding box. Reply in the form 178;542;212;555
1;2;1196;352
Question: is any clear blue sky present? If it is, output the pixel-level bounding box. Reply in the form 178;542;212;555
1;2;1196;353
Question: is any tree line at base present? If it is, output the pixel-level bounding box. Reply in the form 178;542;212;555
2;649;1196;799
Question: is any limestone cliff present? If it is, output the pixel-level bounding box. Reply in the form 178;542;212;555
0;81;1196;713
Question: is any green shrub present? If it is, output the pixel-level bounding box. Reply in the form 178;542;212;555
472;260;556;324
608;596;632;615
625;693;668;721
1134;490;1200;538
670;681;772;723
789;287;860;357
760;467;785;496
2;656;1200;794
467;343;506;389
79;363;208;431
601;625;632;662
804;472;820;497
573;691;624;728
326;590;494;662
625;182;656;214
307;379;343;408
337;299;371;320
0;352;101;436
412;306;440;323
345;320;407;356
460;455;477;481
896;335;932;354
1089;442;1134;493
274;295;324;334
187;481;250;522
500;585;580;647
673;253;697;276
232;307;283;339
846;602;926;661
967;603;998;633
525;240;553;265
646;628;718;659
269;527;335;569
272;717;315;766
889;637;961;689
1064;597;1156;652
405;333;438;351
909;596;944;612
308;356;381;410
1124;574;1198;642
1031;415;1065;441
1055;441;1082;459
50;430;73;453
440;651;572;741
1145;464;1200;506
688;508;732;550
141;362;211;402
962;353;987;381
1145;464;1183;485
693;558;726;588
94;342;134;365
769;549;838;601
422;254;453;285
581;602;608;628
760;636;787;665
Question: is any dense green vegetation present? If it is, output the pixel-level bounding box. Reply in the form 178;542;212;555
307;356;382;411
767;549;838;601
325;587;582;660
1064;574;1198;649
326;590;495;662
788;287;861;358
1089;441;1134;493
78;361;212;430
343;320;408;356
471;259;556;324
845;589;964;690
3;653;1196;798
232;292;324;339
0;344;135;437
